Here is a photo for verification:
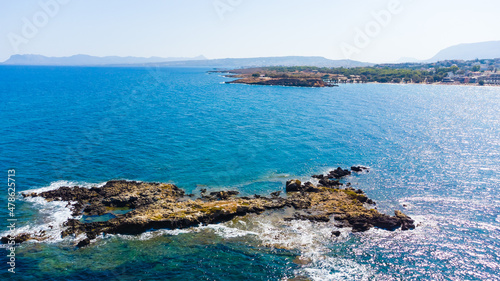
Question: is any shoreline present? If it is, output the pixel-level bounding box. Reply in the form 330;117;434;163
364;81;500;87
213;68;500;88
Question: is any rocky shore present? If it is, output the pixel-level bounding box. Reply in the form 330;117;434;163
213;68;337;87
2;166;414;247
227;77;334;87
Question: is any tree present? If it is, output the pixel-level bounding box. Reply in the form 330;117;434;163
252;73;260;78
478;80;485;86
472;65;480;72
412;75;422;83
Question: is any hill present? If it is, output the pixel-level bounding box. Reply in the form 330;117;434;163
1;55;372;68
1;54;206;66
149;56;372;68
427;41;500;62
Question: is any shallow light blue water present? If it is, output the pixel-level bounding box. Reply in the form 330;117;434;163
0;66;499;280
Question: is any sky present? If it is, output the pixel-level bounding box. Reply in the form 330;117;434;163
1;0;500;63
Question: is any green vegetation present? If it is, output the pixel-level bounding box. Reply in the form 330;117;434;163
243;56;500;83
225;58;499;85
265;65;460;84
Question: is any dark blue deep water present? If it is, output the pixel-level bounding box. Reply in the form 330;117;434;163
0;66;499;280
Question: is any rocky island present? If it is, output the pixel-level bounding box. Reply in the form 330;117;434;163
2;167;414;247
217;67;338;87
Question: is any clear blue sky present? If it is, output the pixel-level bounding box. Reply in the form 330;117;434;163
1;0;499;63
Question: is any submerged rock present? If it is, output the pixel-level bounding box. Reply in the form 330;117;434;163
292;256;313;266
331;230;341;237
5;169;415;246
351;166;369;172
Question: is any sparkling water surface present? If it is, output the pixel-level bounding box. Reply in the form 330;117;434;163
0;66;499;280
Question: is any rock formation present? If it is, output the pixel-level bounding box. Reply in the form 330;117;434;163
3;167;414;247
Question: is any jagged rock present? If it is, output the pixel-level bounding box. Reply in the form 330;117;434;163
6;172;415;246
331;230;341;237
209;190;239;200
351;166;369;172
1;234;31;244
83;203;107;216
328;167;351;179
285;179;302;192
311;174;324;179
395;210;415;230
270;191;281;197
1;231;47;244
287;213;330;222
318;178;342;188
76;238;91;248
339;210;415;232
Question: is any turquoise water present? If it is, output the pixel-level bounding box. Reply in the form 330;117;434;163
0;66;499;280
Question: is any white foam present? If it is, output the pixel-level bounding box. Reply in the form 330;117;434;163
115;228;193;241
301;257;376;281
253;216;348;250
110;222;258;242
199;224;258;238
1;196;78;243
248;216;376;280
2;180;108;243
22;180;105;195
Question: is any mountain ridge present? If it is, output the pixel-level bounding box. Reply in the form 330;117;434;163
1;54;207;66
395;41;500;63
427;41;500;62
1;54;372;68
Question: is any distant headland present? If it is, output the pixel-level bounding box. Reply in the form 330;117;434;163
216;58;500;87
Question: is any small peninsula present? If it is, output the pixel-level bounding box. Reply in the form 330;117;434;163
219;68;339;87
216;57;500;87
3;167;414;248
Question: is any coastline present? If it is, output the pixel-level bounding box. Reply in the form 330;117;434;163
365;81;500;87
213;70;499;88
212;65;500;88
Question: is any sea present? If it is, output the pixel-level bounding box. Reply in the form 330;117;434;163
0;66;499;280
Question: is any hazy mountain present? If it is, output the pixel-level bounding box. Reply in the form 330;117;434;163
394;57;421;63
427;41;500;62
1;55;372;68
1;54;207;66
148;56;372;68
